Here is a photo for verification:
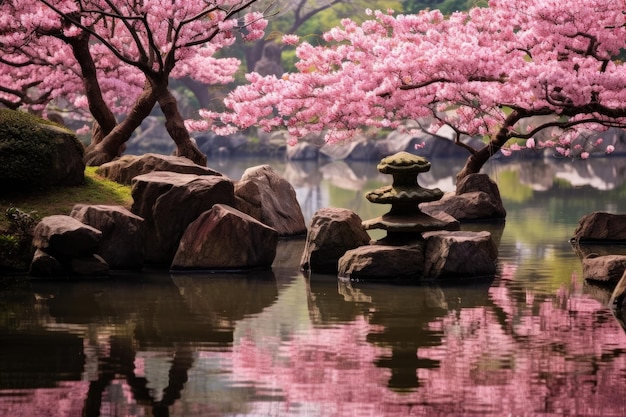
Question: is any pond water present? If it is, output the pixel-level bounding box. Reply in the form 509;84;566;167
2;155;626;417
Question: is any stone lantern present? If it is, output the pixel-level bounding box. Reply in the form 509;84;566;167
362;151;458;244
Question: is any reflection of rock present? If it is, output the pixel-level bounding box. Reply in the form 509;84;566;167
319;135;379;161
306;275;497;393
611;273;626;308
171;272;279;325
582;255;626;284
320;160;368;191
584;280;614;306
515;161;557;191
340;281;448;390
491;157;626;192
286;142;319;160
283;160;323;188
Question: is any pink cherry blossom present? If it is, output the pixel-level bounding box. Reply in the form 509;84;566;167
282;34;300;46
209;0;626;179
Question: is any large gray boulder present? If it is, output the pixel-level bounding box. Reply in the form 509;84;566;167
235;165;306;236
582;255;626;283
300;208;371;274
421;174;506;221
131;171;236;265
572;212;626;243
423;231;498;279
70;204;145;270
171;204;278;270
96;153;221;185
32;215;102;259
338;244;425;280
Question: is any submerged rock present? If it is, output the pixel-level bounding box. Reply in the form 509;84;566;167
338;244;425;280
423;231;498;279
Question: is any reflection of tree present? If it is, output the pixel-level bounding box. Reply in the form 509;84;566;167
0;272;279;416
5;260;626;415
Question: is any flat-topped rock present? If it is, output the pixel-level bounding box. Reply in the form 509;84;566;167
572;212;626;243
96;153;221;185
338;244;425;280
423;231;498;279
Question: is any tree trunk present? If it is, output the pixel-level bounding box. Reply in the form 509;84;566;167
456;144;499;182
455;110;528;183
156;86;207;166
67;31;117;144
84;74;207;167
84;80;158;166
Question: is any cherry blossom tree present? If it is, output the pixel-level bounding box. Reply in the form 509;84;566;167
205;0;626;181
0;0;267;166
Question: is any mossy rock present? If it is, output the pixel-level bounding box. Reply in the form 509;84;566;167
0;109;85;190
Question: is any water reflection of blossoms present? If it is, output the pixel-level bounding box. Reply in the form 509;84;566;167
226;273;626;417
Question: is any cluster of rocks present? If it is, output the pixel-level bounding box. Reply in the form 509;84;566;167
299;152;501;281
28;151;508;281
30;206;144;276
571;212;626;307
29;153;306;277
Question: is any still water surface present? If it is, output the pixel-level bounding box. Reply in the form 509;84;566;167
2;155;626;416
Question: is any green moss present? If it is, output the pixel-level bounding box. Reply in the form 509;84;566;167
0;109;83;191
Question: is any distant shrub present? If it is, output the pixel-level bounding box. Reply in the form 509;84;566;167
0;108;83;190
